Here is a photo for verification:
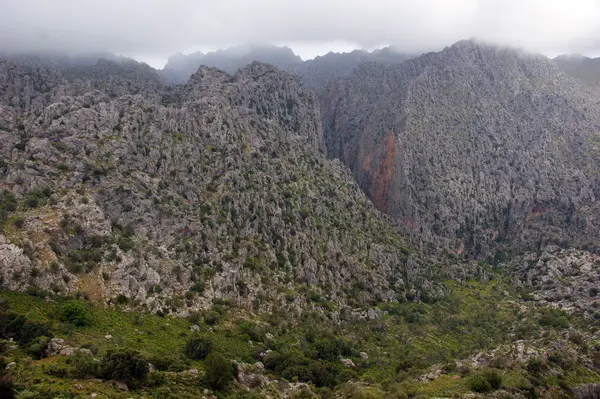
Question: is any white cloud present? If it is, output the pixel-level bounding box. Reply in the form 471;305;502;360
0;0;598;64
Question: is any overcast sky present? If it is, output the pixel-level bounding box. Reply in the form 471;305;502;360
1;0;599;68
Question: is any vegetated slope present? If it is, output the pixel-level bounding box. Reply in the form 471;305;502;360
1;49;600;399
0;57;452;316
555;55;600;86
323;39;600;260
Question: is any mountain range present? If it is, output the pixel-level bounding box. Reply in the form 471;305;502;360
0;40;599;398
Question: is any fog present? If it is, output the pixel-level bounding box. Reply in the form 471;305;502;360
1;0;598;68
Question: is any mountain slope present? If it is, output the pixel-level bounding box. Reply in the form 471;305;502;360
0;58;450;315
323;40;600;259
555;54;600;86
2;46;600;399
290;47;413;90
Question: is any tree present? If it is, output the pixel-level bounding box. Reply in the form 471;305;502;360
204;352;234;390
185;335;213;360
100;350;149;388
59;300;92;327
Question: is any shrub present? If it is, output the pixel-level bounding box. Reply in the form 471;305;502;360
70;349;100;378
482;370;502;389
203;311;220;326
204;352;234;390
527;358;545;374
147;371;167;387
538;308;570;329
185;335;213;360
12;217;25;229
59;301;92;327
470;371;502;392
45;363;68;378
149;355;187;372
25;335;49;359
470;374;492;393
0;314;51;346
100;350;149;388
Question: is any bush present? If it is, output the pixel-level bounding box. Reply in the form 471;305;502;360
59;300;92;327
204;352;234;390
185;335;213;360
12;217;25;229
149;354;188;372
538;308;570;329
100;350;149;388
45;364;69;378
25;335;49;359
470;371;502;393
203;311;220;326
527;358;545;374
0;314;51;346
470;374;492;393
70;349;100;378
482;370;502;389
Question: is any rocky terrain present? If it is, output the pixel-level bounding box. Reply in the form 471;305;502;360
0;56;453;316
1;40;600;398
322;39;600;259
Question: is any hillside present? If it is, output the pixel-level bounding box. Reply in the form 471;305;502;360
0;44;600;399
322;40;600;260
555;55;600;86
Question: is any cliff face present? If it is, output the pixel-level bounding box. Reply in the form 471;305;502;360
322;40;600;258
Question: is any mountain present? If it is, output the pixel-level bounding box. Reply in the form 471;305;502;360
290;47;414;90
162;44;414;89
322;39;600;259
555;54;600;86
1;57;450;312
1;43;600;398
162;44;304;84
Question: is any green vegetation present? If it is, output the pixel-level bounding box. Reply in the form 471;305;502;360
185;334;213;360
100;349;149;388
59;300;92;327
0;274;599;398
204;352;234;390
469;370;502;392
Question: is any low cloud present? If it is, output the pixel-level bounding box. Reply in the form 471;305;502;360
0;0;598;66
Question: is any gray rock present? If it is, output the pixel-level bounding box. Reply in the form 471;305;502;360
322;39;600;259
